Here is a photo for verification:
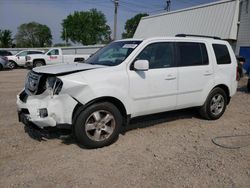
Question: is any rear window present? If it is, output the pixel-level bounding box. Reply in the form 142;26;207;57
212;44;231;64
176;42;209;67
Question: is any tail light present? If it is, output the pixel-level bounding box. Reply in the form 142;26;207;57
26;56;31;61
236;66;239;81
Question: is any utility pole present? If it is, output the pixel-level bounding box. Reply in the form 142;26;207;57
64;28;68;46
113;0;119;40
165;0;171;12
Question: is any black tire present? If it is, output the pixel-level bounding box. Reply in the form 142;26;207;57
199;88;227;120
0;64;3;71
74;102;123;148
9;61;17;69
33;60;45;68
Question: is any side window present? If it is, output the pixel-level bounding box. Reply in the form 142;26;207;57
136;42;175;69
176;42;209;67
17;51;28;57
28;51;43;55
48;49;59;56
212;44;231;64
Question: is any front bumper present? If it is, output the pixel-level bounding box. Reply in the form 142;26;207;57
17;90;78;128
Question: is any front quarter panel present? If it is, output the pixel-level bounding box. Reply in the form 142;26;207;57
59;66;130;114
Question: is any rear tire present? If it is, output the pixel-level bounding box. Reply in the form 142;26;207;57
74;102;122;149
199;88;227;120
33;60;45;67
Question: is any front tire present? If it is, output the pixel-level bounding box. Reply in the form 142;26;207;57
33;60;45;67
9;61;17;69
199;88;227;120
74;102;122;148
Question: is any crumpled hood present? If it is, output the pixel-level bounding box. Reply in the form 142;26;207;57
33;63;106;75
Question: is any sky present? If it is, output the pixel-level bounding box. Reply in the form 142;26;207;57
0;0;218;45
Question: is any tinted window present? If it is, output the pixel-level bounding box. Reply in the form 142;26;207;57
136;42;175;69
17;51;28;56
212;44;231;64
28;51;43;55
48;49;59;55
177;42;209;67
0;50;12;56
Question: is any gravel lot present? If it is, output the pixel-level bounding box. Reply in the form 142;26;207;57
0;69;250;188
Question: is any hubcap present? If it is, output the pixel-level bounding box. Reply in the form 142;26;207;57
9;62;15;69
210;94;224;116
35;63;43;67
85;110;115;142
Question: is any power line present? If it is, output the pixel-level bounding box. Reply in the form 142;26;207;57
119;0;162;10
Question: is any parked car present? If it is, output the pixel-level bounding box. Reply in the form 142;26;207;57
25;48;90;68
0;56;10;70
6;50;44;69
17;36;238;148
0;50;12;56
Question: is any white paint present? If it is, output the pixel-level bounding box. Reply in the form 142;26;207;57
17;37;238;128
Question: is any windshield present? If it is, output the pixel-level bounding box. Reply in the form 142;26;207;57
86;40;142;66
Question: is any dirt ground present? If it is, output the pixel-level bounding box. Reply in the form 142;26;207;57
0;69;249;188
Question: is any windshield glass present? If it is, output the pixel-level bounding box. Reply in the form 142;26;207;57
85;40;142;66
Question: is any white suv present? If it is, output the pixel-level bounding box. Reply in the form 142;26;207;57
17;36;238;148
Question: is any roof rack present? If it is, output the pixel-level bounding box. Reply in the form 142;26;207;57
175;34;221;40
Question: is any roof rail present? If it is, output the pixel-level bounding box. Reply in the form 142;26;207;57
176;34;221;40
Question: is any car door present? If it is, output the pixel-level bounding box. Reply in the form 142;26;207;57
128;42;178;117
46;49;62;65
16;51;28;65
176;42;214;108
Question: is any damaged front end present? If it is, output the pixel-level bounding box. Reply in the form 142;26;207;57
17;71;78;129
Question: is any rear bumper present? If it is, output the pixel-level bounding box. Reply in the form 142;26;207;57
17;90;78;128
1;62;11;69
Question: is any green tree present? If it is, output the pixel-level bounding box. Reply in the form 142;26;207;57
15;22;52;47
122;13;149;39
53;43;71;47
0;29;13;48
61;9;111;45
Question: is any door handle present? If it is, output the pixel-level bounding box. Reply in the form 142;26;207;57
204;70;213;76
165;74;176;80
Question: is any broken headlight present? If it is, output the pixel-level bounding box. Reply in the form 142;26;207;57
46;76;63;95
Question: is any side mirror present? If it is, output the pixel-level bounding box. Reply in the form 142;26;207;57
133;60;149;71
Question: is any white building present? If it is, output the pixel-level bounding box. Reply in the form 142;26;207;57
134;0;250;61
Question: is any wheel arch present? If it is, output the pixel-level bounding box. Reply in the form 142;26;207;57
212;84;230;104
9;60;17;65
72;96;128;127
33;59;46;65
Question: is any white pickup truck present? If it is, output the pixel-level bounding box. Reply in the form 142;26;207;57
25;48;90;67
6;50;44;69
